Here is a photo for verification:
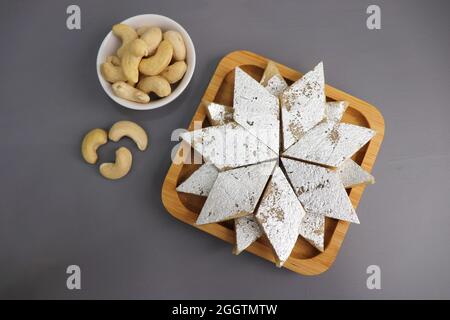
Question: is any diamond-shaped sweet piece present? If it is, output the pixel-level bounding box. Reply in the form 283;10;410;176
283;121;376;168
180;122;277;171
260;61;288;97
324;101;348;122
281;62;326;151
260;61;282;86
281;158;359;224
233;68;280;154
298;212;325;252
337;159;375;188
255;167;306;266
176;163;219;197
196;161;277;225
205;102;234;126
265;75;288;97
234;215;263;254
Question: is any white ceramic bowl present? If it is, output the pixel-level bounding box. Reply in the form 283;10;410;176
96;14;196;110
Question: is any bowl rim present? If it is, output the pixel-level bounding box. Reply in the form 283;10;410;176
96;14;196;111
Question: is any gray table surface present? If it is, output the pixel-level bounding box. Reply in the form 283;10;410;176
1;0;449;299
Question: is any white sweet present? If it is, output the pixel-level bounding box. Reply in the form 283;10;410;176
261;61;288;98
180;122;277;171
196;161;276;225
265;74;288;97
234;215;263;254
337;159;375;188
255;167;305;266
281;158;359;224
298;212;325;252
206;102;234;126
325;101;348;122
283;121;376;168
233;68;280;154
260;61;282;86
281;62;325;151
176;163;219;196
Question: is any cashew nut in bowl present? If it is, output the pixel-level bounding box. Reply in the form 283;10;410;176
140;27;162;55
100;61;127;83
106;55;121;66
121;39;148;84
99;20;193;109
112;24;138;58
139;40;173;76
161;61;187;84
163;30;186;61
136;26;150;36
109;120;148;151
112;81;150;103
81;128;108;164
99;147;132;180
137;76;171;97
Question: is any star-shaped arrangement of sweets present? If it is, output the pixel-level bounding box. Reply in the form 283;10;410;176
177;61;376;267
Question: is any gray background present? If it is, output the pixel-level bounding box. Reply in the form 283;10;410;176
0;0;449;299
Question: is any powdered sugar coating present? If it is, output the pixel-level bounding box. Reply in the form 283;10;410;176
282;158;359;224
298;211;325;252
180;122;277;171
255;167;305;266
176;163;219;196
206;102;234;126
233;68;280;154
337;159;375;188
265;74;288;97
325;101;348;122
234;215;263;254
281;62;325;151
196;161;276;225
283;121;376;168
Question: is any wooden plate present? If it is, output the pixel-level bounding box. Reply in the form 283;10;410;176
161;50;385;275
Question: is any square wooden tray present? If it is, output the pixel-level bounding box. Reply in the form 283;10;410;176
162;50;385;275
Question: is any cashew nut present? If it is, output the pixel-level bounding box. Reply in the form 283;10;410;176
136;26;150;36
81;128;108;164
112;81;150;103
160;61;187;84
112;24;138;58
99;147;132;180
121;39;148;84
137;76;171;97
100;61;127;83
140;27;162;55
139;40;173;76
163;30;186;61
106;55;121;66
109;120;148;151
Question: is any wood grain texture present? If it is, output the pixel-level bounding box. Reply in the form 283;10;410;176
161;50;385;275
